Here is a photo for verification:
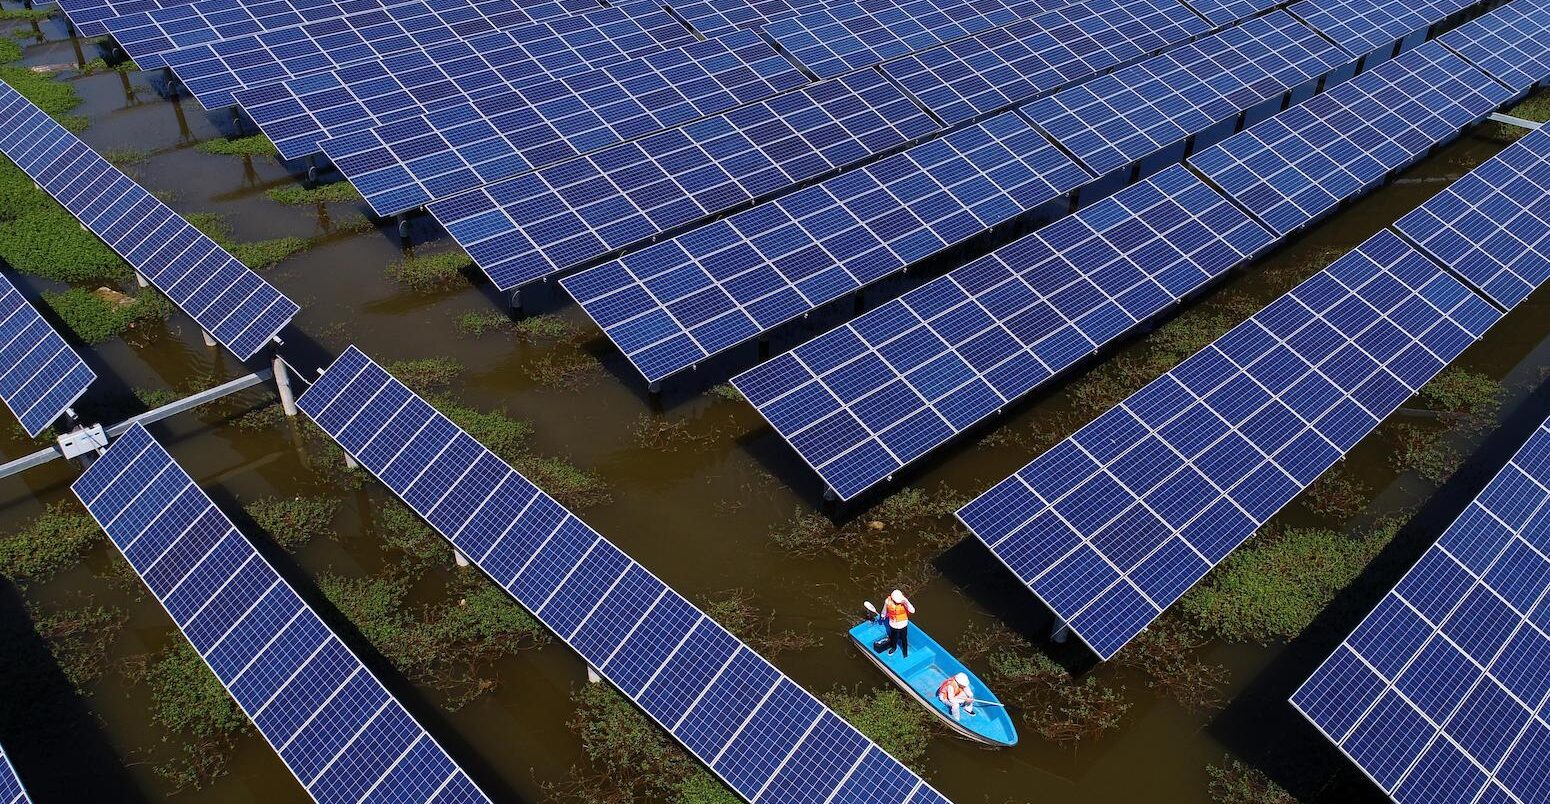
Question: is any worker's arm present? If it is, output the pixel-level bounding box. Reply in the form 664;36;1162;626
904;598;916;614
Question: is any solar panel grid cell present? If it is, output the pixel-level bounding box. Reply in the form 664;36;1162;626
0;744;28;804
959;230;1502;659
56;0;201;37
295;346;945;804
666;0;830;35
733;165;1273;500
1027;11;1349;175
72;424;490;804
1188;41;1513;236
1181;0;1277;26
1292;416;1550;804
1437;0;1550;90
428;68;941;288
562;110;1093;383
0;85;298;360
1393;127;1550;311
0;275;97;437
322;29;807;214
1288;0;1475;57
881;0;1212;124
105;0;329;70
176;0;690;114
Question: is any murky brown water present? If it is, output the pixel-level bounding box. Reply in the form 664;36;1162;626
2;17;1547;804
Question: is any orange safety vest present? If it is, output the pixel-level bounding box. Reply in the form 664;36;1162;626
938;677;969;703
884;599;909;628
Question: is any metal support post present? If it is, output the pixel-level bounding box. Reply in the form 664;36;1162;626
1051;622;1070;643
454;548;469;568
135;271;149;288
587;666;601;684
202;329;218;347
509;288;522;312
272;356;298;417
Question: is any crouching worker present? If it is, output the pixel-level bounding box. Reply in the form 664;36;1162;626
938;672;975;721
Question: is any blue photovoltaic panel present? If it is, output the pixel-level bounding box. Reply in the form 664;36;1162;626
1288;0;1476;57
234;3;697;160
321;29;808;215
1292;415;1550;803
172;0;690;112
72;424;491;804
1394;127;1550;311
761;0;1046;79
882;0;1212;125
1028;11;1349;175
1183;0;1278;26
732;166;1272;500
0;86;298;360
1438;0;1550;96
1188;42;1511;237
105;0;539;72
55;0;199;37
0;273;96;437
427;68;940;288
0;743;29;804
562;110;1093;384
296;346;946;804
666;0;829;35
959;230;1502;659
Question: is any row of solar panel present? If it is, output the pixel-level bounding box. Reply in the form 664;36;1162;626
568;6;1365;387
0;274;96;437
0;85;299;361
1293;317;1550;803
0;744;28;804
731;0;1540;504
955;45;1549;661
74;424;492;803
295;346;948;804
429;0;1232;292
59;0;600;38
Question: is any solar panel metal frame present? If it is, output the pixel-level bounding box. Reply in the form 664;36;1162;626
295;345;951;804
426;67;941;288
560;109;1094;385
320;29;808;215
957;230;1502;659
0;743;29;804
1026;10;1350;176
72;423;492;804
665;0;831;36
1437;0;1550;102
0;273;97;437
0;85;299;360
1291;414;1550;803
880;0;1214;125
731;165;1273;501
1188;41;1513;237
1287;0;1478;58
55;0;199;37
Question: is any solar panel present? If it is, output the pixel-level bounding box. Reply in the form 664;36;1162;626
105;0;539;72
881;0;1212;125
0;743;29;804
320;29;808;215
1292;413;1550;803
55;0;198;37
666;0;829;36
561;110;1093;385
1183;0;1279;26
732;165;1272;500
296;345;946;804
1287;0;1476;58
1393;127;1550;311
958;230;1502;659
1188;41;1511;237
761;0;1044;78
1437;0;1550;93
0;85;299;360
0;273;97;437
427;68;940;288
1027;11;1349;176
169;0;692;112
72;424;491;804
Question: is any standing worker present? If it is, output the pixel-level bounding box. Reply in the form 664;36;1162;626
937;672;975;720
875;589;915;658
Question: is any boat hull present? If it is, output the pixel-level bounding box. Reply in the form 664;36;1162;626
848;619;1018;748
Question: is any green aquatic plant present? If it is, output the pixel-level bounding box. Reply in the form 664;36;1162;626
42;286;171;344
1207;757;1297;804
1389;423;1464;485
242;496;340;550
385;356;464;394
458;310;515;336
0;207;131;282
375;499;447;577
514;313;578;340
561;682;736;803
0;501;103;583
821;687;932;770
187;211;310;270
194;133;276;157
123;640;251;791
386;249;474;293
265;181;361;205
706;383;744;403
958;622;1131;744
31;602;126;692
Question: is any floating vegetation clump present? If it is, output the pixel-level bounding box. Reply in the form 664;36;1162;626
514;313;579;340
188;211;311;270
1114;616;1229;712
242;496;340;550
958;623;1130;744
194;133;276;157
32;602;126;692
265;181;361;205
385;356;464;395
768;485;965;590
821;687;932;770
1302;470;1371;522
386;249;473;293
1206;757;1297;804
103;148;150;168
0;501;103;583
375;499;447;577
701;589;817;657
0;63;87;130
123;641;252;792
0;207;131;282
705;383;743;403
458;310;515;336
42;286;171;344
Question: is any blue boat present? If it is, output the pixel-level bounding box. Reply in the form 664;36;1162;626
848;617;1018;747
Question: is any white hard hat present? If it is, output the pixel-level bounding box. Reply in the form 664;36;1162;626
891;590;905;603
955;672;970;687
